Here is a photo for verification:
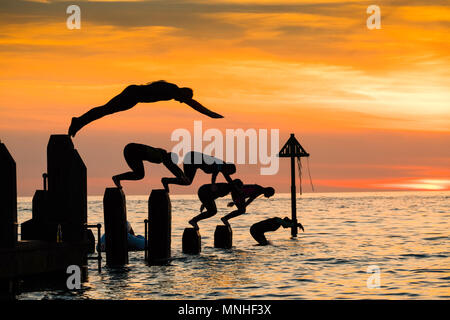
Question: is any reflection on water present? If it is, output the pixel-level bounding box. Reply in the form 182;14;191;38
17;191;450;299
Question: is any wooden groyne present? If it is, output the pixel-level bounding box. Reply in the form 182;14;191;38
0;136;92;298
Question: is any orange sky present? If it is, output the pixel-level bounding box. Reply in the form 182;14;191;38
1;0;449;196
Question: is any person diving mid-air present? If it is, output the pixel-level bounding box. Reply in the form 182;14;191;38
68;80;223;137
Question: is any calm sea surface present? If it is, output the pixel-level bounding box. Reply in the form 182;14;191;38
16;191;450;299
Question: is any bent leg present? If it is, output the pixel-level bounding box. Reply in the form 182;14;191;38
112;144;145;188
221;207;246;227
162;163;196;192
189;199;217;230
161;152;189;192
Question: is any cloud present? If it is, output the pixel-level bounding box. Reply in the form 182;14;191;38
1;0;449;195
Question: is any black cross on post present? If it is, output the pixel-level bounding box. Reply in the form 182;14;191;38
278;133;310;237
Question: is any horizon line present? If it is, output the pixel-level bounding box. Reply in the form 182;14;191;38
16;189;450;199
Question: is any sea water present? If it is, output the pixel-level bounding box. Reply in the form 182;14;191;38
16;191;450;299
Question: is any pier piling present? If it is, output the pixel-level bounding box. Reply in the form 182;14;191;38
0;142;17;248
182;228;201;254
214;225;232;249
103;187;128;266
47;135;87;241
32;190;48;222
22;135;87;242
147;189;171;265
1;135;92;295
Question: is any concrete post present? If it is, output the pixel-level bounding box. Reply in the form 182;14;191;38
103;188;128;266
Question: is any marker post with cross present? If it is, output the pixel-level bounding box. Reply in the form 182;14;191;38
278;133;310;237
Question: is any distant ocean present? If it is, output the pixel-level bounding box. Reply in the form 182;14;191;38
16;191;450;299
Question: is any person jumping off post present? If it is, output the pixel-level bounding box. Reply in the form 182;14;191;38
250;217;304;245
221;184;275;227
188;179;244;230
112;143;189;190
68;80;223;137
161;151;237;192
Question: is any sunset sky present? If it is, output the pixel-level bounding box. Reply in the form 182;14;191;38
1;0;449;196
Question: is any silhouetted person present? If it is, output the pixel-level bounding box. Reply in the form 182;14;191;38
127;221;135;236
68;80;223;137
221;184;275;227
250;217;304;245
189;179;244;230
112;143;188;189
161;151;237;192
98;221;144;252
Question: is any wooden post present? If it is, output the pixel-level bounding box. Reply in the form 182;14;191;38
147;189;171;265
21;135;88;242
182;228;201;254
103;187;128;266
47;135;87;241
214;225;233;249
0;142;17;248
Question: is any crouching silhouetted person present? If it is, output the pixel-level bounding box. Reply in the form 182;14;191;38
161;151;237;192
250;217;304;245
188;179;244;230
112;143;189;190
221;184;275;227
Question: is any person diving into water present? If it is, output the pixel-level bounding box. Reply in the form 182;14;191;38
161;151;237;192
188;179;244;230
221;184;275;227
68;80;224;137
250;217;304;245
111;143;189;189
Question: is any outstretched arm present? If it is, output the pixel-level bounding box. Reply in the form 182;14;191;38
243;188;264;207
277;217;305;231
223;172;233;184
244;195;258;207
211;171;218;185
184;99;224;119
225;173;244;198
210;171;219;192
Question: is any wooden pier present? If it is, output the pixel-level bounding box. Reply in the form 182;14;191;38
0;136;92;298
